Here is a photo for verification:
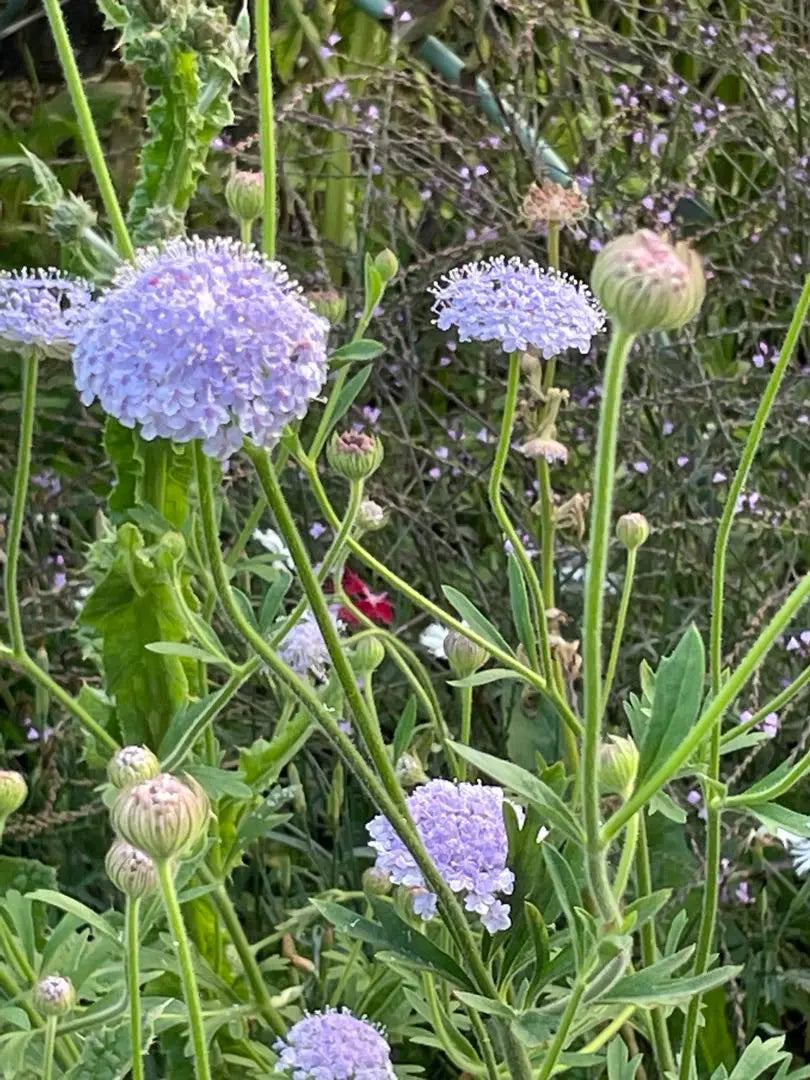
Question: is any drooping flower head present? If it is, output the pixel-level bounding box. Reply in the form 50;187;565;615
0;270;93;358
429;257;605;357
273;1007;395;1080
367;778;516;932
278;609;342;680
72;237;330;459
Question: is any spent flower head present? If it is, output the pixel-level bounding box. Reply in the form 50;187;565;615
273;1007;395;1079
367;778;517;932
111;772;209;861
522;180;588;229
72;237;329;459
0;269;93;358
429;256;604;357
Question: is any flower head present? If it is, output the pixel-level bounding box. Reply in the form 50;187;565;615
332;569;394;626
33;975;75;1017
429;257;605;357
522;180;588;229
777;829;810;876
367;778;517;932
278;609;341;680
273;1007;395;1079
111;772;209;860
105;838;157;898
72;237;329;459
0;269;93;358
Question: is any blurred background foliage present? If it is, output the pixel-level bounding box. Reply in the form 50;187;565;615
2;0;810;1066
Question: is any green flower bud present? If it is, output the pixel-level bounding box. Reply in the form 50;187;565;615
108;746;161;790
225;170;264;224
327;430;384;480
443;630;489;679
373;248;399;282
33;975;75;1017
105;838;158;899
110;773;209;861
356;499;388;533
616;512;650;551
591;230;705;335
307;289;346;326
362;866;392;895
395;752;428;788
351;636;386;673
598;735;639;798
0;770;27;818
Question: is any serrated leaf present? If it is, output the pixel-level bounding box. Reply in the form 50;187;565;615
638;625;705;782
441;585;514;657
727;1037;791;1080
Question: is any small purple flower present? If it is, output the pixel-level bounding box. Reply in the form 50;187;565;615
367;779;517;932
429;257;605;357
72;238;329;460
309;521;327;540
0;269;93;358
278;610;341;680
324;80;350;105
274;1007;395;1079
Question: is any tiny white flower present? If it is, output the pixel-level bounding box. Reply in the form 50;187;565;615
419;622;449;659
252;527;293;569
777;828;810;876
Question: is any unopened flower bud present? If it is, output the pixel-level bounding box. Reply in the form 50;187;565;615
598;735;639;798
108;746;160;790
591;230;705;335
105;838;157;899
444;630;489;679
356;499;388;532
0;770;27;818
373;248;398;282
352;636;386;673
327;430;384;480
307;289;346;325
616;512;650;551
395;753;428;788
362;866;392;895
111;773;209;861
225;170;264;224
33;975;75;1017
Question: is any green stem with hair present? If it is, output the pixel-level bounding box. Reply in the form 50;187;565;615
456;685;473;781
720;664;810;745
536;979;586;1080
42;1015;57;1080
602;546;638;713
612;812;639;901
41;0;134;258
126;897;145;1080
635;812;676;1073
155;859;211;1080
581;328;635;922
255;0;277;257
5;351;38;657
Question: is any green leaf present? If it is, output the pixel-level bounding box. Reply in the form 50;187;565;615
184;764;252;801
259;571;293;631
447;667;528;688
1;890;36;968
507;553;535;662
637;625;705;782
311;898;473;990
79;523;192;747
26;890;121;947
542;845;586;969
330;339;386;365
449;743;583;845
441;585;514;657
392;696;417;763
330;365;373;428
622;888;672;933
145;641;228;665
0;856;57;897
727;1037;791;1080
607;1034;643;1080
648;790;687;823
600;953;742;1007
745;802;810;838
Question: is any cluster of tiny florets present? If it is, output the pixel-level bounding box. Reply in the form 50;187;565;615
278;609;341;680
429;257;605;357
367;778;515;932
72;237;330;459
273;1007;395;1079
0;269;93;357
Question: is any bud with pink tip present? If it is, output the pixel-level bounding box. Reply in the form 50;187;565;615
33;975;75;1017
591;230;705;335
105;838;158;899
225;170;264;224
110;773;209;861
108;745;161;789
327;430;384;480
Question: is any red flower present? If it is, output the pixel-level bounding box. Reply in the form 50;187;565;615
330;567;394;626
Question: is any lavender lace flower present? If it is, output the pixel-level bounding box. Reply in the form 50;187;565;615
72;237;329;459
0;269;93;358
367;778;516;932
429;256;605;357
274;1007;395;1079
278;609;341;680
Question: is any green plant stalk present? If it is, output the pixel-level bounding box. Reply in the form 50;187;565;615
602;568;810;845
488;352;549;678
254;0;277;257
239;218;253;246
602;547;638;713
720;664;810;745
245;444;408;814
5;350;38;657
726;743;810;806
612;812;639;901
155;858;211;1080
581;1005;635;1052
224;494;268;567
126;897;145;1080
42;1014;57;1080
456;685;473;781
41;0;134;258
535;979;586;1080
635;812;675;1074
200;869;286;1037
465;1005;500;1080
194;446;526;1064
581;329;635;922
